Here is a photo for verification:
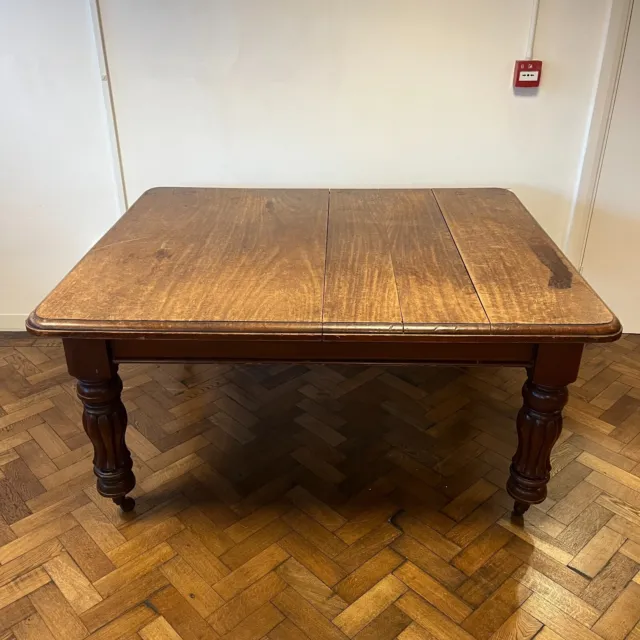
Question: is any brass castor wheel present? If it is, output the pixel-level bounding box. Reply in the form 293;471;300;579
512;501;530;517
113;496;136;512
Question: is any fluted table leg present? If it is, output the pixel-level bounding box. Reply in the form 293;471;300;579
507;379;567;514
77;372;135;511
63;339;136;512
507;344;583;516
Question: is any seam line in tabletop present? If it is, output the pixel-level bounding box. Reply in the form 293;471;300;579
431;189;492;332
378;191;406;333
321;189;331;337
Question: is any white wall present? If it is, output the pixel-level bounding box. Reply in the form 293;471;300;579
582;2;640;331
100;0;610;242
0;0;119;329
0;0;615;329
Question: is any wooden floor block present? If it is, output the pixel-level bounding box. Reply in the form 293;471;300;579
592;582;640;640
568;526;625;578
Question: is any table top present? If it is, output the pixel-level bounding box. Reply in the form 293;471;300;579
28;187;620;342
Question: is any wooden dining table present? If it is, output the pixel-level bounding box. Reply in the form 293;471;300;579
26;187;621;516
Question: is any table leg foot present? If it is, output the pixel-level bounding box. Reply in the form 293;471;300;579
507;377;568;512
512;501;530;517
77;370;136;507
113;495;136;512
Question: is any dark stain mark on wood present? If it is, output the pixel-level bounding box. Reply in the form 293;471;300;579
529;241;573;289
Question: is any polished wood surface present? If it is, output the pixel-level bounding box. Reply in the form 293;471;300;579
2;333;640;640
434;188;617;336
324;190;488;334
33;188;329;335
28;187;620;341
323;190;403;333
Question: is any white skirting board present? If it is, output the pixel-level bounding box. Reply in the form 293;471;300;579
0;314;29;332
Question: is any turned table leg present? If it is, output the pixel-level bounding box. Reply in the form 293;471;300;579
507;378;567;515
507;344;583;516
64;339;136;511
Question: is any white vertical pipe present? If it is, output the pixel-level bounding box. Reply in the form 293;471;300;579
525;0;541;60
89;0;128;214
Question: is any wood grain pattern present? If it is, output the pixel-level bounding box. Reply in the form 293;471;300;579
322;189;403;332
433;188;620;338
28;187;620;341
31;188;329;336
323;190;488;333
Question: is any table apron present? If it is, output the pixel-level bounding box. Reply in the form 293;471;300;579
109;339;536;367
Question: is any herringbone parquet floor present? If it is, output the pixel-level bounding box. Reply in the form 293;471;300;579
1;334;640;640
